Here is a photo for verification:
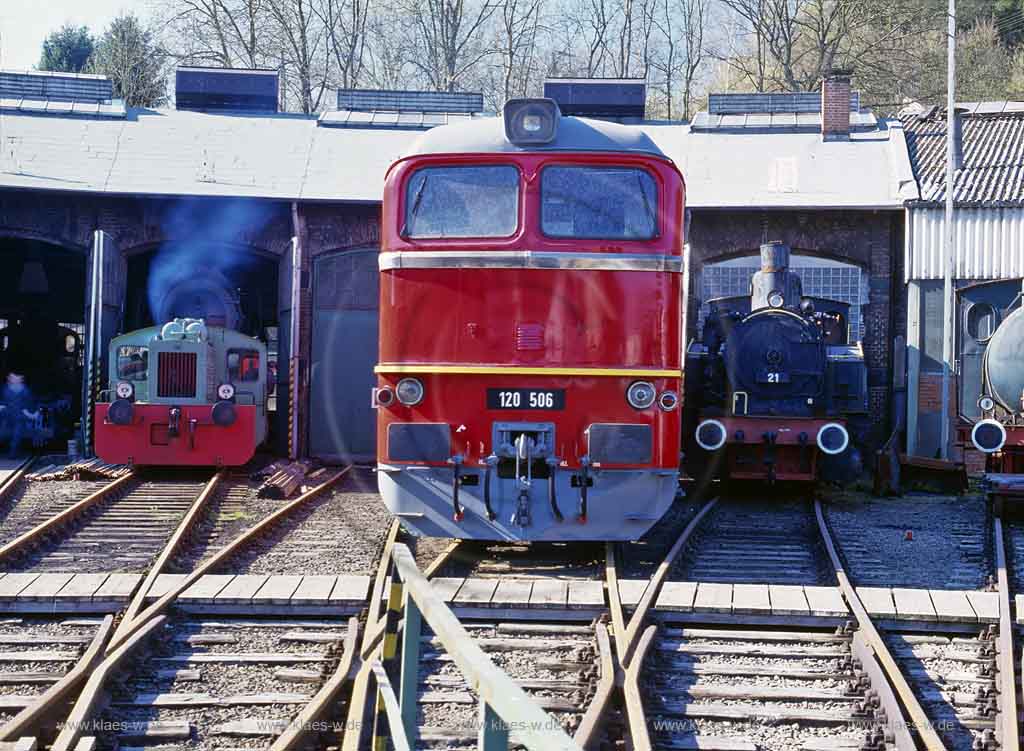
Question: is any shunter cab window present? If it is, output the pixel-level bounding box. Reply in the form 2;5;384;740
117;346;148;381
541;166;658;239
404;165;519;238
228;349;260;383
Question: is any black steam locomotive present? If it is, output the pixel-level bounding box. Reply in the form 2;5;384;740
685;241;868;482
956;279;1024;472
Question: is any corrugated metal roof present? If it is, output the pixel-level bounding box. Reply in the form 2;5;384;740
0;69;113;103
708;91;859;114
336;89;483;113
902;107;1024;206
643;119;917;209
905;206;1024;280
691;109;876;131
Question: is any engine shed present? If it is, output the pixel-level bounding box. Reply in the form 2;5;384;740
0;68;437;462
0;67;921;465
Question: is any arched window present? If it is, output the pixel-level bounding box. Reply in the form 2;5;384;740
699;253;867;342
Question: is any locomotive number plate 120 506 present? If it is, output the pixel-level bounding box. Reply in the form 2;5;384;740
487;388;566;410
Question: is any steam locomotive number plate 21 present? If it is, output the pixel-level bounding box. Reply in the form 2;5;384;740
756;370;791;384
487;388;566;410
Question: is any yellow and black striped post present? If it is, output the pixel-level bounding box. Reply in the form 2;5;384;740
372;567;405;750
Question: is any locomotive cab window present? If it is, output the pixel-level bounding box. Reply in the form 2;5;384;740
541;166;658;239
404;165;520;238
116;346;148;381
966;302;999;342
227;349;260;383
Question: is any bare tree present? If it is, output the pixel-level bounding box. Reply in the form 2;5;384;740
267;0;330;112
402;0;499;91
495;0;544;102
650;0;706;118
159;0;270;68
316;0;371;89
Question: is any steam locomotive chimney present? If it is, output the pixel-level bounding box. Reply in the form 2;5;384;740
751;241;802;310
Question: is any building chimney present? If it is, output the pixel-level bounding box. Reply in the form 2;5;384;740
821;69;852;140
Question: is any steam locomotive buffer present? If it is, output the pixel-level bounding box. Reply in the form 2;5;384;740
686;241;868;483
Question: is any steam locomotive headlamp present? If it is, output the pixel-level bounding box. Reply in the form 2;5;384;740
658;391;679;411
115;381;134;401
972;418;1006;454
979;396;996;413
217;383;236;401
767;291;785;309
396;378;425;406
816;422;849;455
626;381;657;410
696;419;727;451
503;98;559;145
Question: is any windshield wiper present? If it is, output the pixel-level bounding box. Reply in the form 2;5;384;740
637;173;655;234
401;173;430;237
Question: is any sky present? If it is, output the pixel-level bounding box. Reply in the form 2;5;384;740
0;0;151;71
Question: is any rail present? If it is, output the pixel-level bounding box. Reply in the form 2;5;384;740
379;543;582;751
269;617;360;751
0;472;134;566
993;516;1020;751
0;615;114;744
106;467;349;652
813;499;946;750
108;470;224;646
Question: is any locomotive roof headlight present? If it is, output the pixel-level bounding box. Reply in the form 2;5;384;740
696;419;727;451
503;98;559;146
658;391;679;411
767;291;785;309
626;381;657;410
979;396;996;413
972;418;1006;454
816;422;849;455
217;383;236;401
396;378;425;407
115;381;134;400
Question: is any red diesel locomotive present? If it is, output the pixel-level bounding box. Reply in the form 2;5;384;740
374;98;685;541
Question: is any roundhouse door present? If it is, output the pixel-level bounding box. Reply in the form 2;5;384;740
310;248;379;463
83;230;125;454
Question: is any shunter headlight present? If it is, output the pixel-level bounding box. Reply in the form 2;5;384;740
503;98;559;145
374;387;395;408
695;419;727;451
217;383;236;401
396;378;425;406
767;291;785;309
658;391;679;411
107;399;134;426
816;422;849;455
972;418;1006;454
626;381;657;410
979;396;996;413
115;381;134;400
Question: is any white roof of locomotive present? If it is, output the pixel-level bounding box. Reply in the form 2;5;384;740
404;114;668;159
